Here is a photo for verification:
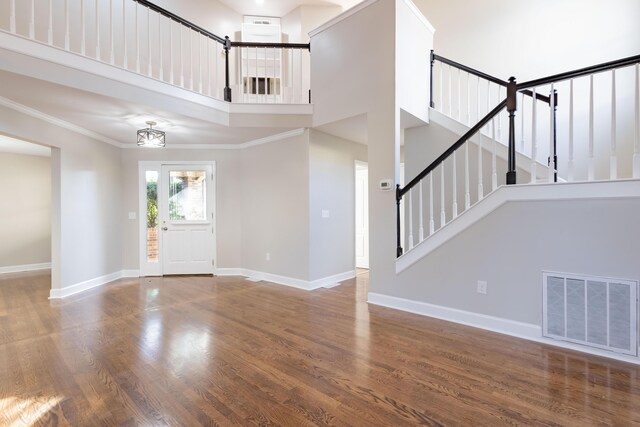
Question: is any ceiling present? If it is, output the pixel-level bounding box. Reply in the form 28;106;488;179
218;0;362;18
0;70;295;148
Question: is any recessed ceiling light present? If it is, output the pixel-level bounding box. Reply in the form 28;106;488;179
256;0;264;4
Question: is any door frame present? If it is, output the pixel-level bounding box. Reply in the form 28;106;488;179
138;161;217;277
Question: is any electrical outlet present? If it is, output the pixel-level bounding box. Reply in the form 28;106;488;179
265;252;270;261
477;280;487;294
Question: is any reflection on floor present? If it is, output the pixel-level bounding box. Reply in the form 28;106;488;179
0;270;639;425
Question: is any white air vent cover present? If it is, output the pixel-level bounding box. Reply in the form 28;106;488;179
543;272;638;356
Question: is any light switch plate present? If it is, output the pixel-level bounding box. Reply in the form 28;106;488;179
128;212;137;220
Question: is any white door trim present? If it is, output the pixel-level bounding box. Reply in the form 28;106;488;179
138;161;217;277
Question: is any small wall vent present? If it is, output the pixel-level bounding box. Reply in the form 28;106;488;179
542;272;638;356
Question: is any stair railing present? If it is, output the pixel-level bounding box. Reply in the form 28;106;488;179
399;53;640;257
2;0;311;104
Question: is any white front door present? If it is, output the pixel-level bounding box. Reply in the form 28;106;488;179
159;164;214;275
355;162;369;269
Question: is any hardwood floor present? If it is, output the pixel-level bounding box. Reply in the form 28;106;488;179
0;271;639;426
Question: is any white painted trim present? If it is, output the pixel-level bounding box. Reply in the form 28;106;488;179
215;268;355;291
121;270;140;278
0;262;51;274
397;179;640;273
368;292;640;365
309;0;379;38
49;270;124;299
0;95;125;148
399;0;436;33
309;270;356;290
215;268;244;276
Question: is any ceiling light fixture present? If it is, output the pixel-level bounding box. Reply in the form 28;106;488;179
137;121;166;148
256;0;264;4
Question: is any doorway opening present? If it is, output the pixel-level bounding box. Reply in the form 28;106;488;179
355;161;369;270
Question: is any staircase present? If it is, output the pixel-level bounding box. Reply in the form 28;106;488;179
398;52;640;264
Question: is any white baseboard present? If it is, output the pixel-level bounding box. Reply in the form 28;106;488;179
0;262;51;274
310;270;356;290
121;270;140;278
215;268;244;277
216;268;356;291
368;292;640;365
49;270;137;299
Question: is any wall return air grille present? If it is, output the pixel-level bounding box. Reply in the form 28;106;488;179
543;272;638;356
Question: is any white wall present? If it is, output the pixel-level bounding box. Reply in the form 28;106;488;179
308;129;367;280
0;152;51;269
395;197;640;325
414;0;640;81
241;131;310;280
0;105;122;292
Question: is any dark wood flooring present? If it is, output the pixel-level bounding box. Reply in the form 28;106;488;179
1;270;639;426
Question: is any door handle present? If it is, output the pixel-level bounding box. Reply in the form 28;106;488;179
162;227;168;231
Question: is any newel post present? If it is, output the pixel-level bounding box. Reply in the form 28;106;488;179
506;76;517;185
396;185;403;257
223;36;232;102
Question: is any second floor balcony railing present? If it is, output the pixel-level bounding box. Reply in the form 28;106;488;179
1;0;311;105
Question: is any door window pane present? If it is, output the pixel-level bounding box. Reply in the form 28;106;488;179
146;171;159;263
169;171;207;220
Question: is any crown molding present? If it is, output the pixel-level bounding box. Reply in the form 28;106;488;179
0;95;126;148
308;0;379;38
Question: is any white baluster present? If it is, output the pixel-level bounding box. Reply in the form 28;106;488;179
198;34;203;93
48;0;53;44
110;0;115;64
158;14;164;81
457;68;462;121
429;174;435;235
299;49;303;103
476;75;480;125
81;0;87;55
497;86;502;141
440;163;446;227
548;83;555;183
492;116;497;191
179;26;184;87
96;0;101;60
452;152;458;218
9;0;16;34
520;92;525;153
169;21;174;84
464;143;470;209
29;0;35;39
207;38;212;96
408;189;414;250
448;65;452;116
147;7;152;77
418;180;424;242
466;72;471;125
263;47;267;103
610;70;617;179
65;0;70;50
531;88;537;184
485;80;491;136
568;79;574;182
588;75;595;181
122;0;127;68
135;2;140;73
477;132;484;200
634;64;640;179
439;62;443;112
